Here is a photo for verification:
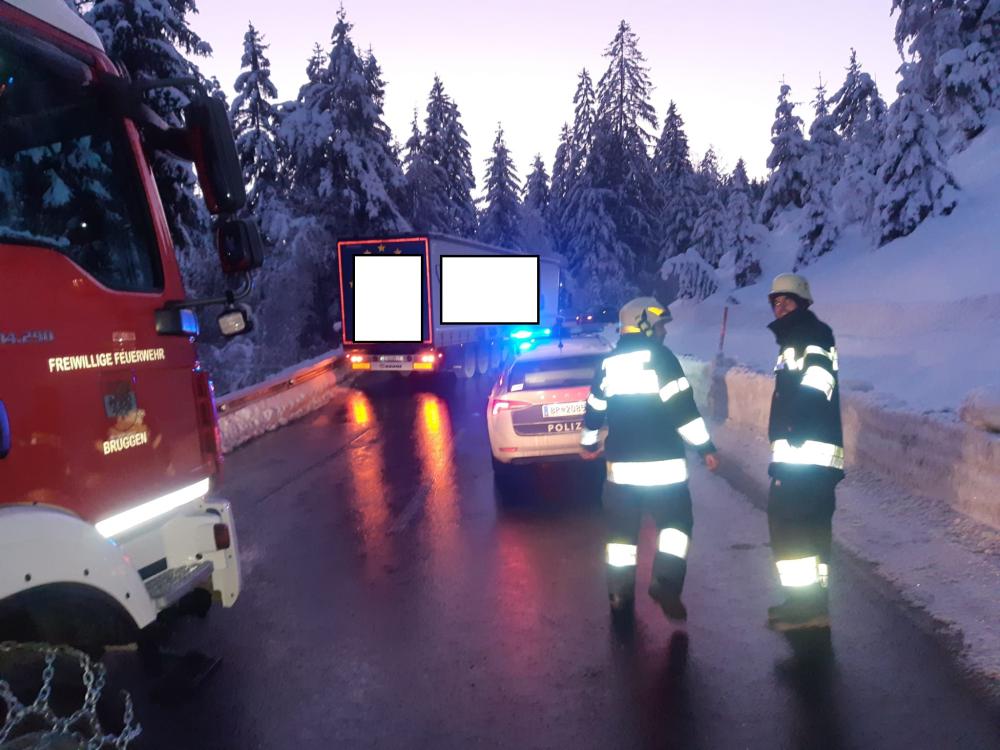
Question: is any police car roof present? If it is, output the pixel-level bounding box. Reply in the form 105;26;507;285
515;335;612;362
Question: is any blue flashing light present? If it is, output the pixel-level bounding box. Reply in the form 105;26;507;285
518;341;533;351
511;330;533;340
543;328;551;336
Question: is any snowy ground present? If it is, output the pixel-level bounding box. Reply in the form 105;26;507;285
667;119;1000;419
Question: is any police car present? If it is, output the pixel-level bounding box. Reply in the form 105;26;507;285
486;333;612;477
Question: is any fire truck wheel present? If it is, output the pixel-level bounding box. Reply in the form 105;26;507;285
0;585;138;659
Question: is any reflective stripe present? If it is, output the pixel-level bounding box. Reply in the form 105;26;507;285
606;543;638;567
771;439;845;470
775;347;803;372
658;528;689;559
580;428;600;447
659;376;690;402
818;562;830;588
607;458;688;486
95;478;211;539
777;556;820;587
587;393;608;411
677;417;711;447
602;350;659;396
776;345;839;373
801;365;835;399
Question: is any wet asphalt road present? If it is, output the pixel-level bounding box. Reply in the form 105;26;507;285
118;374;999;750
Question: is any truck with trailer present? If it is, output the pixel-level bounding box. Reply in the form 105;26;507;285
338;234;562;379
0;0;262;653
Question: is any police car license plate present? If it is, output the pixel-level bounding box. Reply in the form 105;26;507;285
542;401;586;419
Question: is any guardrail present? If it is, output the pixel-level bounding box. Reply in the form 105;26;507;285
216;351;342;415
214;350;346;454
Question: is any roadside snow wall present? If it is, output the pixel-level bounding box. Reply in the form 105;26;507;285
216;350;344;454
680;357;1000;530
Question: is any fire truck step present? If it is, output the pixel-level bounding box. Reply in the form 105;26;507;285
144;561;214;611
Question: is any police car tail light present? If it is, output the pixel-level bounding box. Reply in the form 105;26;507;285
418;353;436;363
349;353;367;363
490;398;531;416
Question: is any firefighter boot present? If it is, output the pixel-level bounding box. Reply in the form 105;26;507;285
767;586;829;631
648;579;687;623
607;567;636;617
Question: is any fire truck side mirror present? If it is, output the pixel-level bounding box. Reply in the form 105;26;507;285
218;305;254;338
216;218;264;274
184;96;247;215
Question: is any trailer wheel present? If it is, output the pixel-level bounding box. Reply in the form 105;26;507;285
461;344;477;379
489;341;502;371
476;341;490;376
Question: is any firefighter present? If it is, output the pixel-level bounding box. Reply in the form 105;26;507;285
765;274;845;631
580;297;719;622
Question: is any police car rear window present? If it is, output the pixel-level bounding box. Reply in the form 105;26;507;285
507;354;602;391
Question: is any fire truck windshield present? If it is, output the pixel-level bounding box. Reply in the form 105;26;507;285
0;27;163;292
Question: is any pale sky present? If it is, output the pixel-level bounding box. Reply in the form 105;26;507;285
190;0;904;192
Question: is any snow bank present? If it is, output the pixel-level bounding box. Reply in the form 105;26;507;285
217;349;344;454
679;357;1000;530
679;356;1000;699
667;122;1000;416
961;385;1000;433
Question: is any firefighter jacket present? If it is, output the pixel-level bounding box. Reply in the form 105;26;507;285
581;334;715;486
767;307;845;482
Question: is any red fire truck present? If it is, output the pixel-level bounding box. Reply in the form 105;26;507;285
0;0;262;652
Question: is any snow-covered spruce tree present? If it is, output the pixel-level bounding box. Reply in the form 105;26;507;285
798;79;843;267
759;83;809;228
653;101;698;264
86;0;215;291
278;10;408;351
728;158;751;193
547;124;575;262
569;69;597;180
891;0;999;143
589;20;659;279
231;22;280;212
402;111;450;232
653;101;693;184
524;155;551;215
521;155;555;253
423;76;478;238
688;186;726;267
568;166;636;306
479;125;523;250
875;62;959;246
719;178;763;289
695;146;722;194
281;9;407;238
660;249;719;301
829;49;888;227
549;124;574;213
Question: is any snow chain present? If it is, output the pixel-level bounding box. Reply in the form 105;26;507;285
0;642;141;749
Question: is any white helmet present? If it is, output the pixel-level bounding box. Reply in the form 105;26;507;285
619;297;671;336
769;273;813;305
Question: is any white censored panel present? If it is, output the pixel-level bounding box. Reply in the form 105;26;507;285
354;255;423;342
440;255;539;324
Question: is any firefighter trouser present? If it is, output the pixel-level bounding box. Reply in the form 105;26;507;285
768;473;836;594
603;479;693;600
